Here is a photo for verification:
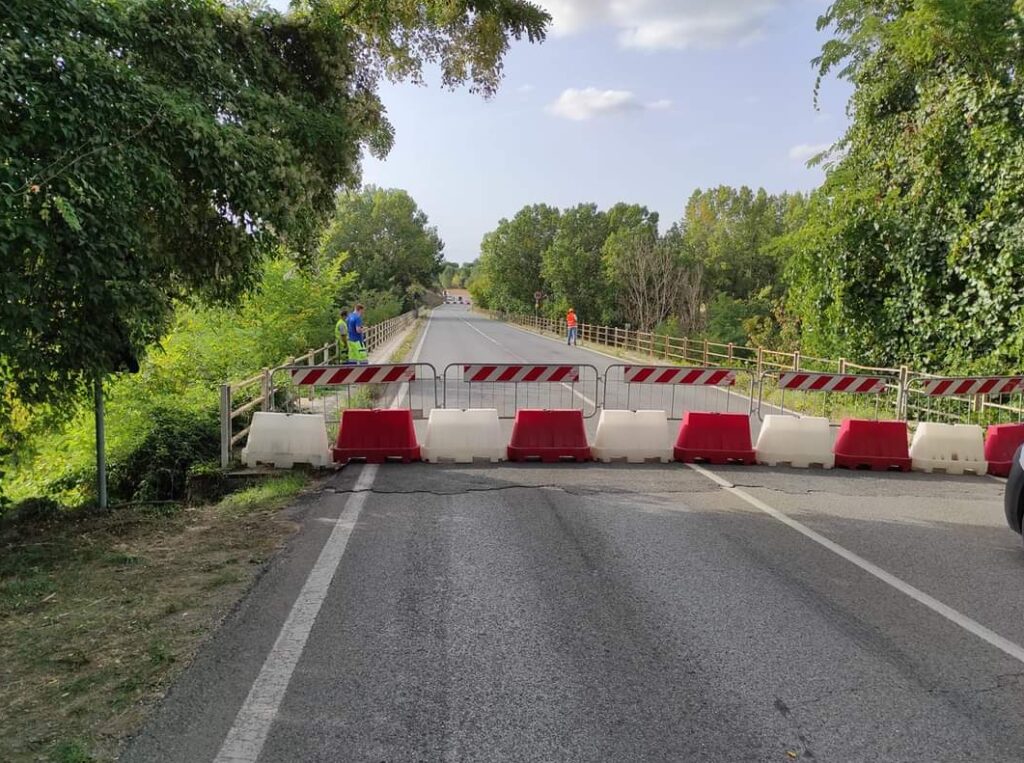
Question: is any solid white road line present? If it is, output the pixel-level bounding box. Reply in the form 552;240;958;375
686;462;1024;666
395;309;433;409
214;464;379;763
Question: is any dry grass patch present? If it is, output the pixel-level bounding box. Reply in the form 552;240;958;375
0;473;309;762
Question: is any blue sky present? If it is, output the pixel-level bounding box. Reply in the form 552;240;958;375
270;1;850;262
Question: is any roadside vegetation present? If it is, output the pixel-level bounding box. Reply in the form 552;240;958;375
469;3;1024;380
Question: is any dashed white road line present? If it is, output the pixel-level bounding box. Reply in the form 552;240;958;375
460;316;596;408
686;462;1024;666
213;465;379;763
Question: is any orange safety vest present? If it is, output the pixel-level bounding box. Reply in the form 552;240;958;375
566;311;577;328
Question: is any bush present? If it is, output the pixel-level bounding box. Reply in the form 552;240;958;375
107;405;219;504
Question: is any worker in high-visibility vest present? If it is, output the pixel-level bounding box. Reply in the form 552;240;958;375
347;304;369;363
566;308;578;346
335;309;350;363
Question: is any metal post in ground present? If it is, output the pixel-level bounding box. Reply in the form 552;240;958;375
220;384;232;468
95;375;107;509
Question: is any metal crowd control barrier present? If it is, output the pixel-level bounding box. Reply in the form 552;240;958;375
903;374;1024;425
442;363;600;419
755;371;898;421
602;365;750;419
271;363;439;439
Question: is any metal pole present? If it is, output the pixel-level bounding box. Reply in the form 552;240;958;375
219;383;232;468
95;375;107;509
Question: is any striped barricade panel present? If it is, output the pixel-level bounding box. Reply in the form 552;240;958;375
920;376;1024;397
623;366;736;386
462;364;581;384
777;372;887;394
291;364;417;386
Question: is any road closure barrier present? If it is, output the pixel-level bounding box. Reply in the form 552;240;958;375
985;423;1024;477
241;412;332;469
909;423;987;475
443;363;599;419
603;364;745;419
591;410;672;463
754;415;834;469
421;409;504;463
333;409;421;464
673;411;756;465
833;419;910;471
507;409;591;462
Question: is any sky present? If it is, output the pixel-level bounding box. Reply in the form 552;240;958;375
270;1;851;263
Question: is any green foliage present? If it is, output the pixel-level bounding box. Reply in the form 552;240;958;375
4;255;348;509
477;204;560;312
321;186;445;310
788;0;1024;372
540;203;612;320
0;0;550;431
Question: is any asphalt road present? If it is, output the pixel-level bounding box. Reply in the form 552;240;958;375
125;306;1024;762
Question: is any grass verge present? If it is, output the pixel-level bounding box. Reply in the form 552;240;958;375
0;473;309;762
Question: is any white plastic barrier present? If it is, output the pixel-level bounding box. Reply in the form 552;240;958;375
421;408;505;463
755;415;834;468
591;409;672;463
910;422;987;475
242;412;332;468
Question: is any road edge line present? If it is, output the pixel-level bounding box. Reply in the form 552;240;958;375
685;462;1024;666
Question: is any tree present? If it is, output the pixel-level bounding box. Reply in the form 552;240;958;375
320;186;444;309
477;203;560;312
789;0;1024;371
679;186;789;300
0;0;550;424
603;228;678;332
540;204;610;320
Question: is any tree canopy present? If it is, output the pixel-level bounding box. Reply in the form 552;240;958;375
320;186;445;309
788;0;1024;371
0;0;550;425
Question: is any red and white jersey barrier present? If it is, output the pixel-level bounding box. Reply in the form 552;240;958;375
291;365;416;386
462;364;580;383
919;376;1024;397
778;372;887;394
623;366;736;386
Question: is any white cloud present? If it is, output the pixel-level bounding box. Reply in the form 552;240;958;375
547;88;670;120
788;142;831;162
540;0;785;50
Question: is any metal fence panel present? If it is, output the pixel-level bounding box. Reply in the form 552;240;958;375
443;362;600;418
602;365;751;420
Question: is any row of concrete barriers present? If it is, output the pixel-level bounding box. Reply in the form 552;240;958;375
241;408;1024;477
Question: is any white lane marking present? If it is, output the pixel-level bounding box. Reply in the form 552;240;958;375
686;462;1024;666
214;466;379;763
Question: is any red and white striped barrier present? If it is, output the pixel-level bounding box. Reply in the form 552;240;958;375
462;364;580;383
622;366;736;386
778;372;886;394
291;364;417;386
919;376;1024;397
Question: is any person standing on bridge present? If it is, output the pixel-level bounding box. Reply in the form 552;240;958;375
347;304;369;364
566;307;578;346
335;309;350;364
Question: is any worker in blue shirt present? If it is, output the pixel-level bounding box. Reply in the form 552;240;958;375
347;304;368;363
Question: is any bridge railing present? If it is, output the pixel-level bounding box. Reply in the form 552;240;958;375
219;310;418;466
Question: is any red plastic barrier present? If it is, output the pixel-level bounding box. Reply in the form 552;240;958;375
833;419;910;471
673;412;755;465
507;409;591;463
333;409;420;464
985;423;1024;477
